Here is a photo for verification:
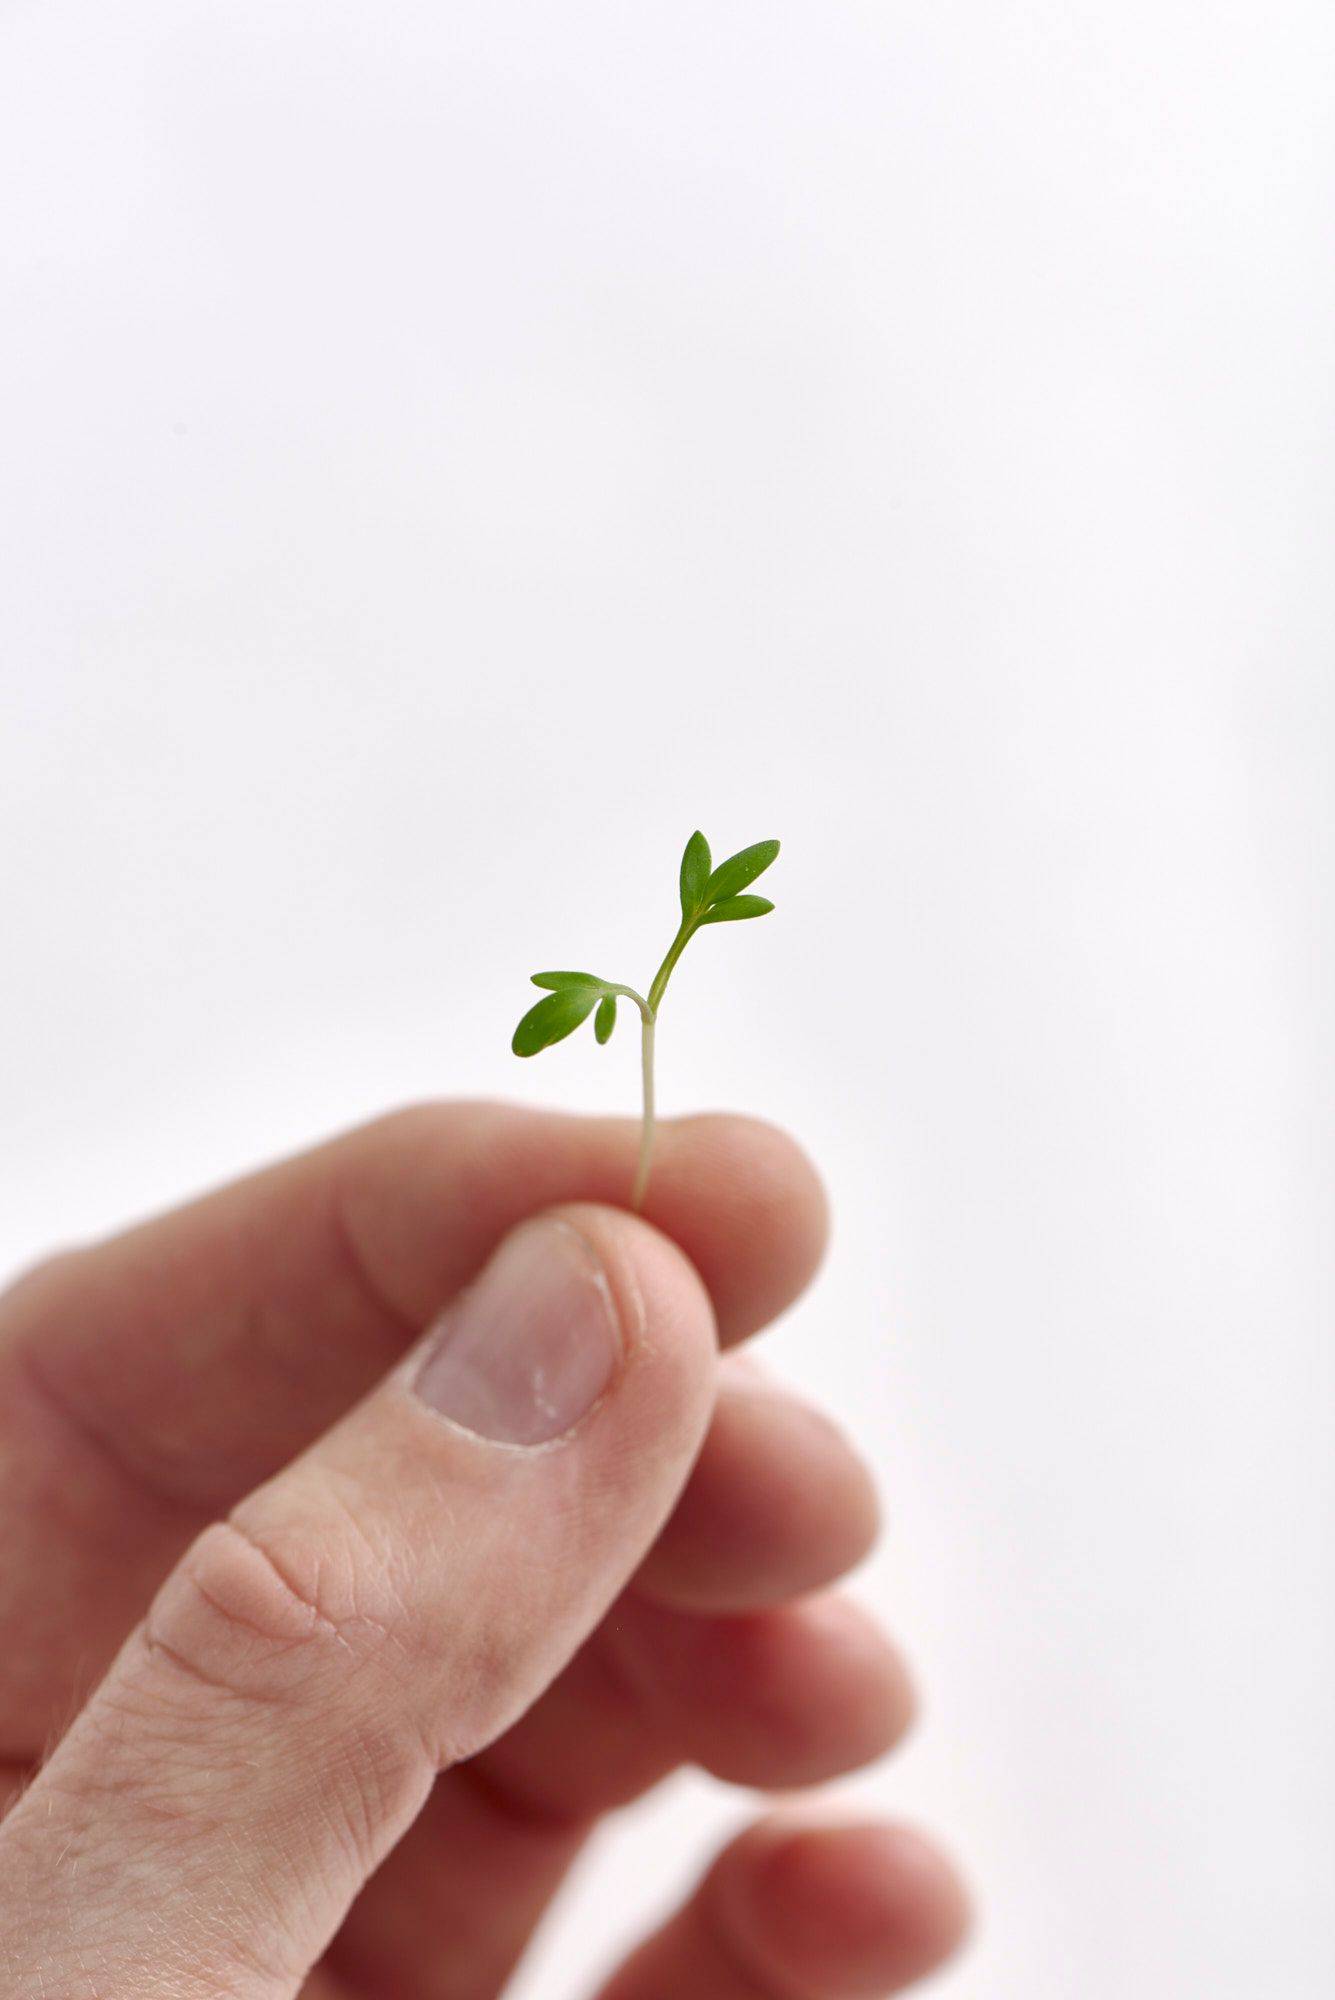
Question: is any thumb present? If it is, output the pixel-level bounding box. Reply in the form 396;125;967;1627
1;1206;716;1998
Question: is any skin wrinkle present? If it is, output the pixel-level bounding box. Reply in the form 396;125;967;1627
191;1520;363;1655
306;1477;422;1671
138;1623;298;1713
319;1730;406;1885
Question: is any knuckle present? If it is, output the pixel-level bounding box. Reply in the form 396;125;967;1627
95;1516;432;1881
142;1512;413;1711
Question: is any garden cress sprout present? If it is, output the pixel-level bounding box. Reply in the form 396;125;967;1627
512;830;779;1207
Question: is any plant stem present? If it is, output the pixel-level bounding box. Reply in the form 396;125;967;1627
646;919;693;1013
628;917;699;1208
632;1010;656;1209
604;983;659;1209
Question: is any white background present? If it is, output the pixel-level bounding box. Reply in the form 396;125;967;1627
3;4;1333;1994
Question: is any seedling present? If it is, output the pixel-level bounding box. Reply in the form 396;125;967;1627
512;830;780;1207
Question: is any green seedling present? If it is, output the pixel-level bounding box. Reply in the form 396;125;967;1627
512;830;780;1207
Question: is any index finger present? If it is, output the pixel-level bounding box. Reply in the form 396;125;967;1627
1;1099;827;1518
0;1103;826;1760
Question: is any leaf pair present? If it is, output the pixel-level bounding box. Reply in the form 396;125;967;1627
679;831;779;925
511;828;780;1060
512;970;617;1058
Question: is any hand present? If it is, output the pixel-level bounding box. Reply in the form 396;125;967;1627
0;1103;968;1997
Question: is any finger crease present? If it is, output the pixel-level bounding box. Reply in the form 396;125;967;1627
326;1184;424;1352
140;1620;294;1709
12;1344;202;1527
456;1754;595;1842
214;1517;364;1654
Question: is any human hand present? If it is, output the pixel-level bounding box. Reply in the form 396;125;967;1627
0;1104;968;1996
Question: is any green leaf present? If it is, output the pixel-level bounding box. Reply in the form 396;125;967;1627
512;986;600;1056
679;830;712;919
704;838;780;905
699;894;775;924
594;994;617;1043
530;970;608;991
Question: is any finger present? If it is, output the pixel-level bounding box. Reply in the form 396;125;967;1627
323;1761;588;2000
0;1206;718;2000
635;1355;880;1611
326;1593;914;1998
299;1978;352;2000
0;1103;824;1747
476;1590;914;1815
594;1816;971;2000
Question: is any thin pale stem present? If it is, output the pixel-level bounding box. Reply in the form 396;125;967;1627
605;983;653;1022
634;916;701;1207
632;1011;656;1209
601;984;657;1209
616;919;699;1209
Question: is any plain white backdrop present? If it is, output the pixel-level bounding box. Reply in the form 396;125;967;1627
3;3;1333;1994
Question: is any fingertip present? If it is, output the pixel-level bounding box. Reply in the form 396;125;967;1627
715;1816;973;1993
610;1590;916;1790
336;1101;828;1351
785;1594;919;1768
646;1114;830;1344
635;1358;882;1611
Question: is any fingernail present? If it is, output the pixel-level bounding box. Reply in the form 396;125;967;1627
412;1219;622;1445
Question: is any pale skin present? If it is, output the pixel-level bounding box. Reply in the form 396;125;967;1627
0;1102;969;1998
